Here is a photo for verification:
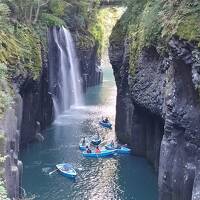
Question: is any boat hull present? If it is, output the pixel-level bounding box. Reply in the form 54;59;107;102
91;139;101;146
82;150;115;158
99;121;112;129
79;144;87;151
105;145;131;154
117;147;131;154
56;164;77;178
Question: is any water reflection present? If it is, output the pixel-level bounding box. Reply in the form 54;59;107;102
21;67;157;200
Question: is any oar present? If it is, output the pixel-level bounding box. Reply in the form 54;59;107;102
49;168;58;175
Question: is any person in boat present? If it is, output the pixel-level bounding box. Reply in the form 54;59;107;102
102;117;109;123
95;146;101;153
103;117;109;123
116;143;121;149
110;140;115;148
86;146;92;153
81;137;86;146
63;164;70;172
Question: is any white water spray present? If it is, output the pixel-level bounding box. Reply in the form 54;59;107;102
61;27;83;106
51;27;84;118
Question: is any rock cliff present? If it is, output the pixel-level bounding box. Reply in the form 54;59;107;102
109;1;200;199
0;1;104;197
0;91;23;199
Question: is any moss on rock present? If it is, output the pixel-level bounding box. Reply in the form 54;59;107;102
177;14;200;46
111;0;200;77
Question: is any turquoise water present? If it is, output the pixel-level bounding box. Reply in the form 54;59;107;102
21;67;158;200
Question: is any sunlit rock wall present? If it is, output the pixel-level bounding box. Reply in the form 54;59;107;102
109;8;200;200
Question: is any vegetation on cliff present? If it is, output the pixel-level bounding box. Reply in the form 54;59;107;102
89;7;125;57
0;0;105;198
111;0;200;76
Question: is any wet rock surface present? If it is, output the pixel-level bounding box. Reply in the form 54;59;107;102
0;91;23;199
2;26;103;199
109;25;200;199
20;43;53;147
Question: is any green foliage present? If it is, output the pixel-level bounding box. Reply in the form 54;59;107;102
0;131;9;200
112;0;200;76
48;0;67;17
14;25;42;79
0;63;7;79
89;6;125;56
41;13;65;26
0;2;10;27
0;179;9;200
160;0;200;45
0;132;5;156
75;32;95;50
89;20;103;50
127;0;163;76
0;30;21;64
0;88;12;118
176;14;200;46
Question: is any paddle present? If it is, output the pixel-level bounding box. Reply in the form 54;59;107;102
49;168;58;175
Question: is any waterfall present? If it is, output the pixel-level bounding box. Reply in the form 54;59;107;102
48;27;83;119
61;28;83;106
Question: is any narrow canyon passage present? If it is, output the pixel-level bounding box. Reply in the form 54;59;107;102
1;1;200;200
21;67;158;200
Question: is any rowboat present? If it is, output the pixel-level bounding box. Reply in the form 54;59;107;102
82;149;115;158
99;121;112;129
105;144;131;154
79;143;87;151
91;138;101;146
56;163;77;178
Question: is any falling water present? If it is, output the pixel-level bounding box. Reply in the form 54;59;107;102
52;28;69;111
49;27;83;118
61;28;83;106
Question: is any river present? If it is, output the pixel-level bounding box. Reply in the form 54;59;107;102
21;67;158;200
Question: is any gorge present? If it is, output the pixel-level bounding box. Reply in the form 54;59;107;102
109;1;200;199
0;0;200;200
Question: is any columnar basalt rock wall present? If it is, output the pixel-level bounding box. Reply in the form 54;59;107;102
159;38;200;200
76;42;103;89
0;92;23;199
20;44;53;148
73;31;103;90
5;26;102;198
109;11;200;199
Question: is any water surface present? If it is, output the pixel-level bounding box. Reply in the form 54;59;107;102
21;67;158;200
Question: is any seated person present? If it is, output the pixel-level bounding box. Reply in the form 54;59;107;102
86;146;92;153
81;137;86;146
110;140;115;148
63;164;70;172
103;117;109;123
95;146;101;153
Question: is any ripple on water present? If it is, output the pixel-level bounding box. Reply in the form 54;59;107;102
21;68;158;200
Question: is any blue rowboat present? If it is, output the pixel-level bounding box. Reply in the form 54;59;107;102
56;163;77;178
91;138;101;146
82;149;115;158
105;144;131;154
99;121;112;129
79;143;88;151
79;144;86;151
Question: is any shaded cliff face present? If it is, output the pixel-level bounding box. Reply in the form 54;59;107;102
0;92;23;199
3;26;101;198
73;30;103;89
19;44;54;147
109;4;200;200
